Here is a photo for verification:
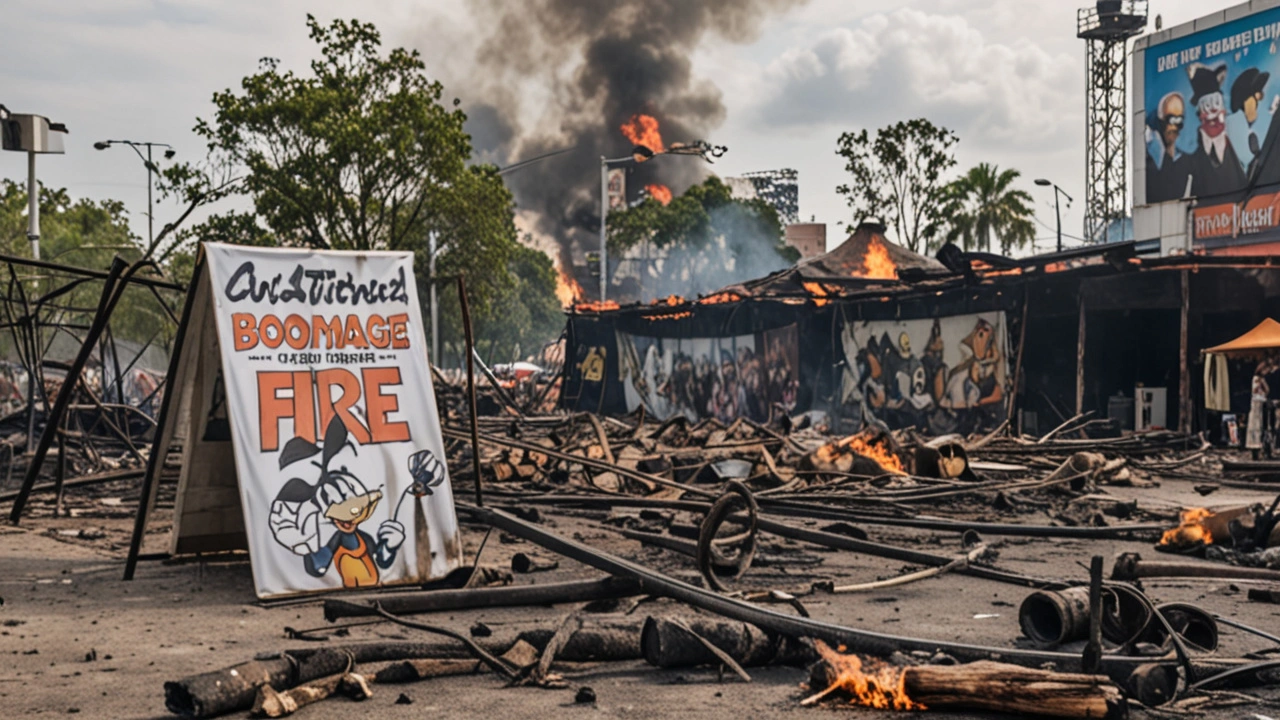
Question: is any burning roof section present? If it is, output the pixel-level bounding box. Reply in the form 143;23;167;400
566;218;1280;316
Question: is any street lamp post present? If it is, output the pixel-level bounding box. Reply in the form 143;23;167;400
1034;178;1074;253
1;108;68;260
599;154;634;304
94;140;175;250
597;140;726;303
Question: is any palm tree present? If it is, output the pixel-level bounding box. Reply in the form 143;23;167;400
943;164;1036;255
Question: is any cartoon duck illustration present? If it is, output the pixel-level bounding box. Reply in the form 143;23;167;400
268;416;443;589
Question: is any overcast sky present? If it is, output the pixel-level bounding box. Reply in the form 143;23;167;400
0;0;1231;258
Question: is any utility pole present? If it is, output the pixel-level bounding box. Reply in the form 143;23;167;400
599;156;609;303
429;231;440;365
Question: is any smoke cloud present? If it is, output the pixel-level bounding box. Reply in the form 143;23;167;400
460;0;806;284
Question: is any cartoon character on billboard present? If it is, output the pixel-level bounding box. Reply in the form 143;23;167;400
1188;63;1247;197
943;318;1004;410
268;417;444;588
1145;92;1192;202
1231;67;1272;179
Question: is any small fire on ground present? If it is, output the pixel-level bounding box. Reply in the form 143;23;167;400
647;184;673;205
1159;507;1214;547
810;431;905;475
857;235;898;280
802;640;925;711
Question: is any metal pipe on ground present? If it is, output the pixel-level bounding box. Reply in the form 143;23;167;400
1112;552;1280;583
323;576;641;621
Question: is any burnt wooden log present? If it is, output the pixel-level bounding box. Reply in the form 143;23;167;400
166;649;355;718
251;671;371;718
166;641;508;717
641;616;808;669
902;661;1127;719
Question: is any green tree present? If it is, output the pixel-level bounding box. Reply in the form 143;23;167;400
606;176;797;298
944;163;1036;255
0;180;180;356
835;119;958;253
164;15;559;362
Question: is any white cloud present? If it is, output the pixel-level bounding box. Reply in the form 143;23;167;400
754;9;1079;151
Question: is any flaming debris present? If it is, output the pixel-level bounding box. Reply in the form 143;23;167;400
646;183;673;205
802;641;925;711
859;235;898;280
809;431;906;475
622;114;665;154
1159;507;1214;547
555;267;585;308
698;291;742;305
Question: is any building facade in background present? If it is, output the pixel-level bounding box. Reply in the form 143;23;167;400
784;223;826;258
725;168;800;226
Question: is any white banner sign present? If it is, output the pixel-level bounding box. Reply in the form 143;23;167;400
204;243;461;598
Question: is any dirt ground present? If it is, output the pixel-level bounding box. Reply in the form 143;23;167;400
3;474;1280;719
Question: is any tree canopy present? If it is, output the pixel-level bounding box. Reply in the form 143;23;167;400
944;163;1036;255
835;119;958;254
164;15;559;364
606;176;798;299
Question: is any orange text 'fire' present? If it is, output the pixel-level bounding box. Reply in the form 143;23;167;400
858;235;898;280
647;184;673;205
1159;507;1214;547
802;641;925;711
555;267;584;308
621;114;665;154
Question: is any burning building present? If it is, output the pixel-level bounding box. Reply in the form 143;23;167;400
561;220;1280;440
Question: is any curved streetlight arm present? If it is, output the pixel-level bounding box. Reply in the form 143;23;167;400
94;140;175;248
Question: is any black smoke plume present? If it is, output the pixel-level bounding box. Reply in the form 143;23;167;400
461;0;805;291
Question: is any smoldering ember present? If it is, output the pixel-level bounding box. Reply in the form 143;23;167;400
9;3;1280;720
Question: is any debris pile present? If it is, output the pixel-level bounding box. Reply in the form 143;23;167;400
137;403;1280;719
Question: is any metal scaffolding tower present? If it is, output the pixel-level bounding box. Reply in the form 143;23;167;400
1078;0;1147;242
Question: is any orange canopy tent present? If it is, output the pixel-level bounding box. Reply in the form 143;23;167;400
1203;318;1280;358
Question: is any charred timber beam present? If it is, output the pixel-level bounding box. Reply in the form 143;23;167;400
460;505;1244;686
1112;552;1280;583
322;576;641;621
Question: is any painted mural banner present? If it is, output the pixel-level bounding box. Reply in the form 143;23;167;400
204;243;462;599
617;325;800;422
1144;6;1280;207
840;312;1009;435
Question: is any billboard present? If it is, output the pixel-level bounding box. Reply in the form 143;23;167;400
616;325;800;422
1142;5;1280;238
838;312;1009;436
199;243;462;598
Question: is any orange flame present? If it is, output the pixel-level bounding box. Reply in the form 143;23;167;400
803;281;831;307
858;235;898;280
1159;507;1214;547
556;267;584;308
813;431;905;474
802;641;925;711
621;114;664;154
647;184;673;205
574;300;621;313
699;291;742;305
